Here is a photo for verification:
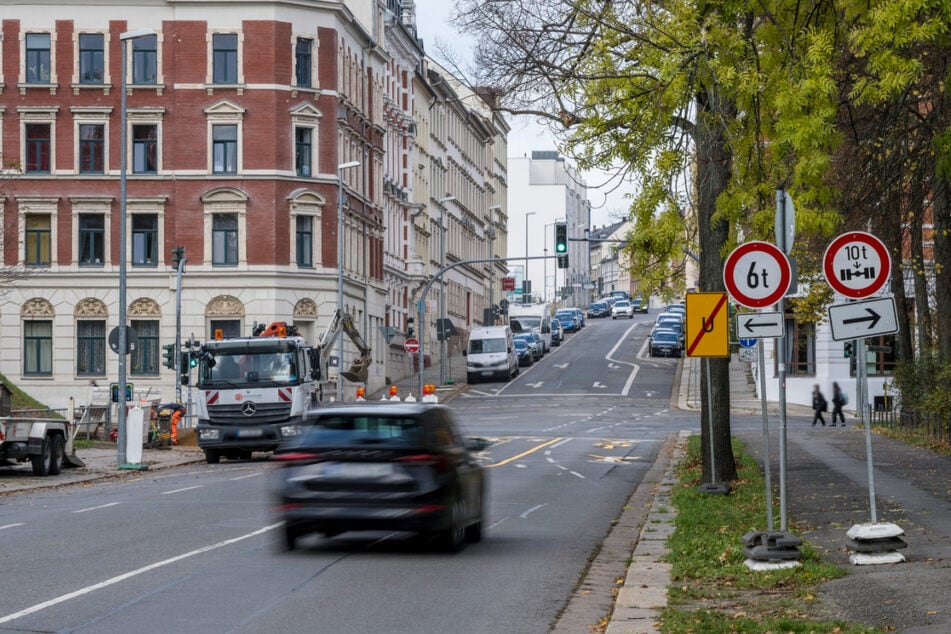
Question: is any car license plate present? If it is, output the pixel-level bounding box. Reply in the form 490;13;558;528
323;462;393;479
236;428;263;438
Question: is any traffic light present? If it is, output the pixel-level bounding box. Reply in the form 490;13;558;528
162;343;177;369
171;246;185;269
554;222;568;269
844;342;853;358
407;317;415;338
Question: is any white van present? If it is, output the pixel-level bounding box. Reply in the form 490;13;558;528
465;326;519;383
508;302;553;352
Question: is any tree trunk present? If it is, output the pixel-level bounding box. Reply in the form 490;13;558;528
933;179;951;363
695;86;737;484
909;184;934;359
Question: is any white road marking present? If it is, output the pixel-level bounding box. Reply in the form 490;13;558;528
229;472;262;481
550;438;573;449
0;522;282;625
489;517;508;529
0;523;25;531
161;485;203;495
553;363;569;369
570;471;586;479
72;502;121;514
592;382;607;389
520;504;547;519
526;382;544;388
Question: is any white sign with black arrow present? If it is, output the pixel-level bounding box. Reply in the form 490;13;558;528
735;312;784;339
828;297;899;341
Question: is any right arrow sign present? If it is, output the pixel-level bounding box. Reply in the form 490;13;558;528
828;297;899;342
735;312;784;339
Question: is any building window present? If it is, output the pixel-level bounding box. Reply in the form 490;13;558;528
212;124;238;174
79;124;105;173
78;214;105;266
76;320;106;376
24;320;53;376
296;215;313;268
132;35;158;84
132;214;158;266
295;127;312;176
780;316;815;376
212;33;238;84
209;319;241;339
295;38;312;88
25;215;52;266
852;334;897;377
26;33;51;83
132;124;158;173
212;214;238;265
79;33;104;84
25;124;51;173
131;319;159;375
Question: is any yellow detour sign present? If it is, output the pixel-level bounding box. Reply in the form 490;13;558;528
685;292;730;357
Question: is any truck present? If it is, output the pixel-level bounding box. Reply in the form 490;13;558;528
0;383;85;476
191;316;371;464
508;302;553;352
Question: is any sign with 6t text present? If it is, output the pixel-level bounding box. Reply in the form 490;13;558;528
723;241;792;308
822;231;890;298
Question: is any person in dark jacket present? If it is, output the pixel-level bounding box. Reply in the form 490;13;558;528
812;384;827;427
831;382;846;426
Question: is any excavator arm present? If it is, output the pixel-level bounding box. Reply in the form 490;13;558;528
318;310;372;383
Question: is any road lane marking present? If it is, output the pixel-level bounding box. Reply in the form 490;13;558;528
229;472;262;481
485;437;562;468
73;502;121;514
161;485;203;495
1;523;25;531
0;522;282;625
520;504;547;519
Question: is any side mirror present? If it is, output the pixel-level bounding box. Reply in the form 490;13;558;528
462;349;468;357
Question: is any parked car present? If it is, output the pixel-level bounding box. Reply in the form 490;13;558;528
555;309;581;332
651;321;684;346
570;307;586;328
649;330;683;357
632;296;649;313
272;403;488;552
513;338;534;366
655;311;683;327
550;319;563;346
611;300;635;319
514;332;543;360
587;301;610;319
666;303;686;317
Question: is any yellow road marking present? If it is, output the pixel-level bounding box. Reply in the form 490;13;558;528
485;437;563;468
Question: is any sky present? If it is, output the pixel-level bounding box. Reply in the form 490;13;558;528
412;0;634;229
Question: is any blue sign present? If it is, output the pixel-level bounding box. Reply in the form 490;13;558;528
738;338;757;348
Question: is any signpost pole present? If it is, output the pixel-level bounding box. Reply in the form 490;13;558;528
775;189;790;531
758;338;774;530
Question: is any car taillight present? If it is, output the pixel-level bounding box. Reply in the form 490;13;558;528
397;454;452;473
271;452;321;464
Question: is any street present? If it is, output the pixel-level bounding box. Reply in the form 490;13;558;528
0;315;698;633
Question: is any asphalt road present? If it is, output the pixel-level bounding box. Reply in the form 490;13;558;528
0;316;699;633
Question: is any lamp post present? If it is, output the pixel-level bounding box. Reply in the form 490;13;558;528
524;211;536;299
437;195;455;385
337;160;361;402
117;28;154;467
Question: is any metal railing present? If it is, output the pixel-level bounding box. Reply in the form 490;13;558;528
868;406;951;445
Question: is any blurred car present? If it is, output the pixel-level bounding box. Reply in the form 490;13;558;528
632;296;649;313
651;321;684;346
587;301;610;319
550;319;563;346
569;307;586;328
272;403;488;552
666;303;686;317
514;332;543;360
611;300;634;319
649;330;683;357
513;338;534;366
555;309;581;332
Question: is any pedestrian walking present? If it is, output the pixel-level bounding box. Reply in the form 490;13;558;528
831;381;846;426
812;384;827;426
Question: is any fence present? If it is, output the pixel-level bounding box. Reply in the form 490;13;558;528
868;407;951;445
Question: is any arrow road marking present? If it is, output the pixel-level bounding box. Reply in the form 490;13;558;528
526;382;544;388
592;382;607;389
842;308;881;329
554;363;569;369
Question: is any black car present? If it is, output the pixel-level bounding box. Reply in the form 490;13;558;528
649;330;683;357
272;403;488;552
587;301;610;318
513;338;534;366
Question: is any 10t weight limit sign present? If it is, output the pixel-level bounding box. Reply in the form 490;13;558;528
723;241;792;308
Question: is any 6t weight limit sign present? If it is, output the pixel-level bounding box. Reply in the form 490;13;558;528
723;241;792;308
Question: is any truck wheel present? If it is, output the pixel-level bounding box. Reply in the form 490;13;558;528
48;434;65;475
204;449;221;464
31;437;52;476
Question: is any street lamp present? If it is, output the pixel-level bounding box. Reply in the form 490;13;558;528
437;195;455;385
524;211;536;300
337;160;360;402
117;27;155;467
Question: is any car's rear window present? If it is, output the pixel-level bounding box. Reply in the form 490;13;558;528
303;416;424;446
653;332;679;343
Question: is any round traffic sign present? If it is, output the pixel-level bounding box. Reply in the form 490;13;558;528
822;231;891;298
738;338;757;348
723;241;792;308
403;337;420;354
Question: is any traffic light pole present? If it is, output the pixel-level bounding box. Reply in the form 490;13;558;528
172;248;186;403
